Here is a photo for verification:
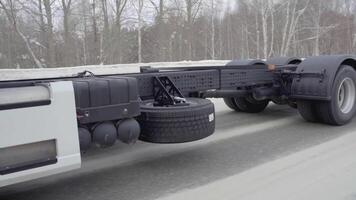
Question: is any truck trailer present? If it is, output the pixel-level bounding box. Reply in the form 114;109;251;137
0;55;356;187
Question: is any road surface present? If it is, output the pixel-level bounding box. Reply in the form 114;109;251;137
1;99;356;200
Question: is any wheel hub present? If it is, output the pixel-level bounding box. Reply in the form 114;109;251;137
337;78;356;114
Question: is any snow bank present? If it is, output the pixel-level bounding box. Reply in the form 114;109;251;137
0;60;230;81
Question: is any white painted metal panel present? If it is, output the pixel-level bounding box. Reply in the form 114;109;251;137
0;81;81;187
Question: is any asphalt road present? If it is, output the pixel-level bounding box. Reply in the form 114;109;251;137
1;99;355;200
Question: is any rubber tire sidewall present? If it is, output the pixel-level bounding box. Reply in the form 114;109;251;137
318;65;356;125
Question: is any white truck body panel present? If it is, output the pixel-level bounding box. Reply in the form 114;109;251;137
0;81;81;187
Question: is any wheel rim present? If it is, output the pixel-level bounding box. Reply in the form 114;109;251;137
337;78;356;114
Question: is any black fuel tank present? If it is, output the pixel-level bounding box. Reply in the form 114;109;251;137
73;77;140;124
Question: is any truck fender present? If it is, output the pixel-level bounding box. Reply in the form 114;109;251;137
226;59;266;66
267;57;302;66
291;55;356;100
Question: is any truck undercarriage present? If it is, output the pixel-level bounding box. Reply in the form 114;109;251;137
1;55;356;187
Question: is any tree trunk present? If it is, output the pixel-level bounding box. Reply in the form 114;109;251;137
269;0;274;57
114;0;127;63
91;0;99;64
43;0;55;67
158;0;165;60
314;0;322;56
211;0;215;59
261;1;268;59
280;0;291;56
38;0;46;60
186;0;193;60
137;0;143;63
101;0;109;64
62;0;72;67
0;0;43;68
255;11;260;58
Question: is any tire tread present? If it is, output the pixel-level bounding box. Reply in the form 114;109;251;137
138;98;215;143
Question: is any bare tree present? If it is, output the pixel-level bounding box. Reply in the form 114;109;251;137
113;0;128;63
100;0;109;64
91;0;100;64
0;0;43;68
42;0;55;67
136;0;144;63
210;0;216;59
314;0;322;56
80;0;89;65
185;0;202;60
150;0;166;60
0;0;355;69
61;0;72;66
282;0;308;56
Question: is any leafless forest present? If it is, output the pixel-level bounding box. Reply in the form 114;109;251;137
0;0;355;69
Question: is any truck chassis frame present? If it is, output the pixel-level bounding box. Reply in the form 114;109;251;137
1;55;356;187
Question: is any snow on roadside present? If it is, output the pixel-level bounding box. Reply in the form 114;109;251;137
0;60;230;81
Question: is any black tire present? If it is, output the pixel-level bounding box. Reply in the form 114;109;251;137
223;98;242;111
297;100;321;123
138;98;215;143
316;65;356;125
224;97;269;113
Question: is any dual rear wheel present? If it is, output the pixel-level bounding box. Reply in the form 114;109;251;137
297;65;356;125
223;65;356;125
223;97;269;113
